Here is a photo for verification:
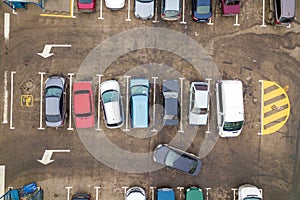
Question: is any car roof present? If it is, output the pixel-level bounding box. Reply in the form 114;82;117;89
46;97;60;115
165;0;180;11
74;90;91;114
131;95;148;128
165;98;178;115
157;188;175;200
281;0;295;17
192;82;208;108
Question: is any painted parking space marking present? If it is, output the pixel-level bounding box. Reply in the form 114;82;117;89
4;13;10;40
98;0;104;20
122;186;129;198
176;187;184;200
40;0;76;18
150;187;156;200
9;71;16;130
94;186;101;200
0;166;5;197
231;188;237;200
151;77;158;132
207;18;214;26
259;80;290;135
123;76;130;132
152;0;159;23
178;78;185;133
126;0;131;21
204;188;211;200
96;74;103;131
65;186;72;200
234;14;240;26
205;78;212;133
38;72;45;130
2;71;8;124
37;44;72;58
20;95;33;107
67;73;74;131
180;0;187;24
261;0;267;27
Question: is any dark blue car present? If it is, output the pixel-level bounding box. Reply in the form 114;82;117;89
192;0;212;22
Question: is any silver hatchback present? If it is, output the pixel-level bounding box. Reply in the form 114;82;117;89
134;0;154;20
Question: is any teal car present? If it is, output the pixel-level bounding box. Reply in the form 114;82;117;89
186;187;204;200
130;78;150;128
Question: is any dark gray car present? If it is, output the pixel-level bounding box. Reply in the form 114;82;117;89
162;80;179;126
45;76;66;127
153;144;202;176
134;0;154;20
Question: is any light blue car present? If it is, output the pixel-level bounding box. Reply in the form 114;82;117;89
157;188;175;200
130;78;150;128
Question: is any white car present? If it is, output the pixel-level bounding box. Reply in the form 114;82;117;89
125;187;146;200
189;82;209;125
100;80;124;129
105;0;125;9
238;184;262;200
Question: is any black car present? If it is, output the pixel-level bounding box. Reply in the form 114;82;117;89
71;194;91;200
153;144;202;176
192;0;212;22
162;80;179;126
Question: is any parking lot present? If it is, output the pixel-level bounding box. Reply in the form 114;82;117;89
0;0;300;199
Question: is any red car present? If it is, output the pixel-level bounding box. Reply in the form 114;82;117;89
73;82;95;129
77;0;96;12
221;0;240;16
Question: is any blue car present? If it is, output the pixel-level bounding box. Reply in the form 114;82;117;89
130;78;150;128
157;188;175;200
192;0;212;22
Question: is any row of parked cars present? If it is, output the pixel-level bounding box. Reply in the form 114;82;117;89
77;0;296;26
44;76;245;137
71;184;263;200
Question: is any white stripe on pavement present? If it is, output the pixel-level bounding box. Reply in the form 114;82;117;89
9;71;16;130
4;13;10;40
0;166;5;197
2;71;8;124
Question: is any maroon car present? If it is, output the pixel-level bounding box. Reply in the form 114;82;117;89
221;0;240;16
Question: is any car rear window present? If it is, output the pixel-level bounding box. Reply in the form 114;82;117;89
165;10;179;17
196;6;210;14
79;0;93;4
46;87;62;97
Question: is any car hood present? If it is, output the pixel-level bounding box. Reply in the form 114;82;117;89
75;114;94;129
126;192;146;200
153;145;169;164
105;0;125;9
135;0;154;19
222;3;240;15
78;2;94;9
131;95;148;128
103;101;122;125
239;186;262;199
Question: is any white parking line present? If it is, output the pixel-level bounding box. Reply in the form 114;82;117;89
38;72;45;130
4;13;10;40
152;0;159;23
178;78;185;133
180;0;187;24
98;0;104;19
126;0;131;21
65;186;72;200
231;188;237;200
67;73;74;131
234;15;240;26
2;71;8;124
150;187;156;200
151;77;158;132
122;186;129;198
123;76;130;131
0;165;5;197
204;188;211;200
205;78;212;134
9;71;16;130
94;186;101;200
261;0;267;27
96;74;103;131
176;187;184;200
207;18;214;25
71;0;76;18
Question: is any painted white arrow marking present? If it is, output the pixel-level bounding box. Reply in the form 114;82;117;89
37;149;70;165
37;44;71;58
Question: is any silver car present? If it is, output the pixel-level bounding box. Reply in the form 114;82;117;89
189;82;209;125
134;0;154;20
45;76;66;127
100;80;124;129
125;187;146;200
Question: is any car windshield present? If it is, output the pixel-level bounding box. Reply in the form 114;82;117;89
102;90;119;103
165;150;180;166
165;10;179;18
188;158;198;174
191;107;207;114
137;0;153;2
46;114;61;122
223;121;243;131
244;198;262;200
46;87;62;98
196;6;210;14
79;0;93;4
131;85;148;96
225;0;239;5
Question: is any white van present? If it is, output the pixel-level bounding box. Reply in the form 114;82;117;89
216;80;244;137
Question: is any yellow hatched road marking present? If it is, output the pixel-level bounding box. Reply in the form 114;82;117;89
263;122;287;135
263;106;288;125
263;87;284;101
263;80;275;89
263;98;289;113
